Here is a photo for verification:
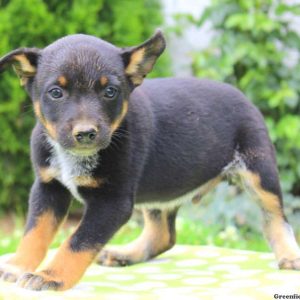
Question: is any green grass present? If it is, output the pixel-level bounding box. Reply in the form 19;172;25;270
110;217;269;252
0;217;269;256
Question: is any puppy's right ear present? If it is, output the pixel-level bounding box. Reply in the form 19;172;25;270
0;48;41;86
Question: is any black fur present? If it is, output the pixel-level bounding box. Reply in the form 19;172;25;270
0;30;297;291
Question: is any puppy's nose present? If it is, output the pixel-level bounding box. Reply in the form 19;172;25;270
72;124;98;144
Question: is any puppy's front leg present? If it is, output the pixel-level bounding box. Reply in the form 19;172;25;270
0;180;71;282
18;196;133;291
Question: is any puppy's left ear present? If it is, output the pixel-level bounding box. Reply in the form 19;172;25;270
0;48;41;86
121;30;166;87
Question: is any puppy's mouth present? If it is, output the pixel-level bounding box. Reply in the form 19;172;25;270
66;140;111;157
68;147;99;157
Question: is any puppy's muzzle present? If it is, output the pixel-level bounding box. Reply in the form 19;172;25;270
72;124;98;145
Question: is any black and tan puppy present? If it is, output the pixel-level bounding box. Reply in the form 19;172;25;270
0;30;299;291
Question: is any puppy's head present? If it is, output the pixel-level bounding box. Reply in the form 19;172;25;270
0;31;165;156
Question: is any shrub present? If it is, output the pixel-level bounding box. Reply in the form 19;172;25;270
178;0;300;195
173;0;300;234
0;0;170;213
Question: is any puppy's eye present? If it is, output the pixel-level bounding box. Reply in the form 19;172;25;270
48;88;63;99
104;86;118;99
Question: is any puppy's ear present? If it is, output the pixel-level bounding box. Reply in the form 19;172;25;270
121;30;166;87
0;48;41;86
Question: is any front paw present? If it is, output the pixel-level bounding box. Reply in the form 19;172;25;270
279;258;300;270
17;271;63;291
0;262;24;283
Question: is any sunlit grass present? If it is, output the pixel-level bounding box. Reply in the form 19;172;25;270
0;216;269;256
110;217;269;252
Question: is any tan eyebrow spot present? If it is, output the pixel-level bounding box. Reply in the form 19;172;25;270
58;76;67;87
99;76;108;86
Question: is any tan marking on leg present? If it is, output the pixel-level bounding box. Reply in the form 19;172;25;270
38;167;59;183
74;176;104;188
239;170;281;215
18;238;99;291
33;101;57;139
8;211;59;272
42;240;97;290
98;208;177;266
57;76;67;87
99;76;108;86
239;170;300;266
110;100;129;133
192;176;221;204
145;210;173;256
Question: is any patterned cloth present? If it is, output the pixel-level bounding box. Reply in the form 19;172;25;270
0;245;299;299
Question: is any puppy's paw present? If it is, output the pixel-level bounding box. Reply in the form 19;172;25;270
279;258;300;270
0;262;24;283
97;249;133;267
17;271;63;291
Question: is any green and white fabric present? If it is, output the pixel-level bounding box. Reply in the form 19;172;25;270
0;245;299;299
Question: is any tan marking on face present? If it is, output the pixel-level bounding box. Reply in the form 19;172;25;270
58;76;67;87
33;101;57;139
44;122;57;140
99;76;108;86
8;211;59;272
33;101;42;119
74;176;104;188
125;47;145;76
110;100;129;133
39;167;59;183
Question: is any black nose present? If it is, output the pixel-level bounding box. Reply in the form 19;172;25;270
73;126;98;144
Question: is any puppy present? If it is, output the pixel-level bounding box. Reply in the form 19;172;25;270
0;30;299;291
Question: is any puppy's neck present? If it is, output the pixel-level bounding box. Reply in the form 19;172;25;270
47;137;99;176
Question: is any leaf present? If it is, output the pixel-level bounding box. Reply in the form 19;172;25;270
225;13;250;29
276;3;300;16
276;115;300;143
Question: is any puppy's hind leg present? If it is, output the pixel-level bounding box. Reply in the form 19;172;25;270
238;148;300;270
97;207;178;267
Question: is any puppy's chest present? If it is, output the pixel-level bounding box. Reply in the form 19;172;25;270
49;150;99;202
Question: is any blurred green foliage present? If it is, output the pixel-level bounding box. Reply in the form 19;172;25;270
0;0;170;213
0;217;269;255
171;0;300;236
178;0;300;195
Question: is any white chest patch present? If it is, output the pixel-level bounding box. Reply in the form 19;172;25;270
48;141;99;203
